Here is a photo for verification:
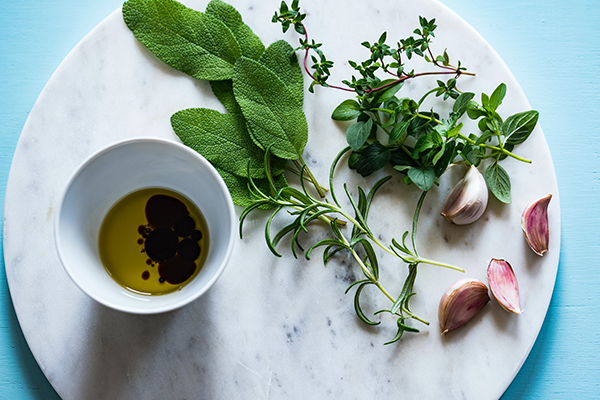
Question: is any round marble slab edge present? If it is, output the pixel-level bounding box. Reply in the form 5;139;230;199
3;0;560;399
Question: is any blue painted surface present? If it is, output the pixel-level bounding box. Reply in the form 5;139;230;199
1;0;599;398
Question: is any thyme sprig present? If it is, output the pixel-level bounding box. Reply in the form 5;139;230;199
272;0;473;94
240;147;463;344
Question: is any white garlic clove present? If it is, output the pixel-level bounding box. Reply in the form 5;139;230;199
487;258;522;314
521;194;552;256
438;278;490;335
441;165;489;225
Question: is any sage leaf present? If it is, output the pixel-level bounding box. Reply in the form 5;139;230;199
346;119;373;151
123;0;241;81
331;99;362;121
407;166;436;191
485;162;511;204
259;40;304;105
171;108;284;179
205;0;266;114
503;110;539;145
205;0;264;61
233;56;308;159
210;80;241;114
210;41;303;115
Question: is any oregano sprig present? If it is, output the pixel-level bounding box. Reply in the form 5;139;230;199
273;1;538;203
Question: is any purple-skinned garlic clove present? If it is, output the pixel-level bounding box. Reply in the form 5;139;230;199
441;165;489;225
487;258;522;314
521;194;552;256
438;278;490;336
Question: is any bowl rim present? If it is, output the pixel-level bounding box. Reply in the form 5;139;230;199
54;136;236;314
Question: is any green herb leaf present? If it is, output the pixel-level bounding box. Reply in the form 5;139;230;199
210;40;303;115
407;111;438;137
346;119;373;151
205;0;265;61
171;108;284;178
348;150;361;170
485;161;511;203
220;168;287;208
478;117;496;134
331;99;362;121
390;147;417;170
433;141;456;176
411;134;439;158
354;282;380;326
466;100;486;120
123;0;241;81
489;83;507;111
233;56;308;159
259;40;304;104
209;80;241;114
356;143;391;177
503;110;539;145
373;80;404;104
452;92;475;119
407;166;436;191
388;119;411;144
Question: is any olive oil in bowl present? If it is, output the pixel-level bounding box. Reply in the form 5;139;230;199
99;188;208;296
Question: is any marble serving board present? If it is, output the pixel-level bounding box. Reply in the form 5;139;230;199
3;0;560;399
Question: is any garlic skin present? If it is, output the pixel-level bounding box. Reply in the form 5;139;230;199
521;194;552;256
487;258;522;314
438;278;490;335
441;165;489;225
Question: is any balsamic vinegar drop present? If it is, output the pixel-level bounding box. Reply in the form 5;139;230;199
98;188;208;295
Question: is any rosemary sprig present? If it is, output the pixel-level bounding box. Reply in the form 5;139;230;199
240;147;463;344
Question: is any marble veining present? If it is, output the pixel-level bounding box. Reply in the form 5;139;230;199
3;0;560;399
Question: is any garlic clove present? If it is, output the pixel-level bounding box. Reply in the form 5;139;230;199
441;165;489;225
438;278;490;335
487;258;522;314
521;194;552;256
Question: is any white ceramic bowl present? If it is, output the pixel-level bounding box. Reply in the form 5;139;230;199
55;137;236;314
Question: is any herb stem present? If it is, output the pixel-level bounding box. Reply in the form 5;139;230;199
285;194;461;272
416;112;443;125
291;159;329;196
365;70;468;95
289;18;474;95
402;255;464;272
404;307;429;325
285;164;329;193
459;134;532;163
296;21;355;92
417;88;439;108
344;229;428;325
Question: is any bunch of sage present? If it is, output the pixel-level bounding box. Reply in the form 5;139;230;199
123;0;325;204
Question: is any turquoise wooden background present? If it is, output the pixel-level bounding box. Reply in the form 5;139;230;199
1;0;598;398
